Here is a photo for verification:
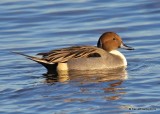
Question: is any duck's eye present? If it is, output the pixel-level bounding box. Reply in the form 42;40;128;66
113;38;116;40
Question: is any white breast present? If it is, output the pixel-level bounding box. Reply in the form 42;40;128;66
109;50;127;66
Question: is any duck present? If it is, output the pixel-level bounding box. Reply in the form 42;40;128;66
14;32;134;74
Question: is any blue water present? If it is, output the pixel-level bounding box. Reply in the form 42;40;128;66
0;0;160;114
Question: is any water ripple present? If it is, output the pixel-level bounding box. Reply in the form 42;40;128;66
0;0;160;114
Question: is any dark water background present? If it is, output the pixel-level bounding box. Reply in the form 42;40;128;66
0;0;160;114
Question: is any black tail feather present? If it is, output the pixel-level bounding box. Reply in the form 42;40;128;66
12;51;57;74
12;51;35;58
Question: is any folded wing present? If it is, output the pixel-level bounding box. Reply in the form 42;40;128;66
37;46;105;63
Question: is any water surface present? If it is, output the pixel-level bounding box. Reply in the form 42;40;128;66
0;0;160;114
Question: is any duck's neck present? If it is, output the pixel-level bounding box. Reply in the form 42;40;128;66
109;50;127;66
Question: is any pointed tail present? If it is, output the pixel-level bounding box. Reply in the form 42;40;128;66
12;51;57;74
12;51;51;64
12;51;36;58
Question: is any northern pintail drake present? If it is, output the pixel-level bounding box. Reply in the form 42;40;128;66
14;32;134;74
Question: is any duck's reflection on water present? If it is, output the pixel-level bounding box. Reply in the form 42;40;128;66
43;67;127;83
43;67;127;101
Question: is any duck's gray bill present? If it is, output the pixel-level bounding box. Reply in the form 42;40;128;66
120;43;134;50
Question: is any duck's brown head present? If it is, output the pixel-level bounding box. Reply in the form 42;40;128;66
97;32;134;52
